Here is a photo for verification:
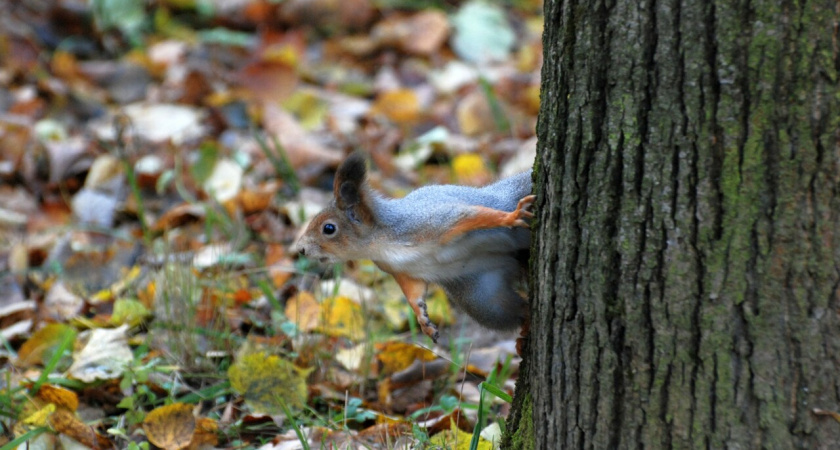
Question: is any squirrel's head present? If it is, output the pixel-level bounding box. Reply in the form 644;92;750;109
294;152;378;263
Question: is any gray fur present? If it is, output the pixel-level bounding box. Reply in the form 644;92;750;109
372;170;533;237
365;170;533;331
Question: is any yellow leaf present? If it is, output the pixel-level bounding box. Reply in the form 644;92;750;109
426;287;454;327
91;265;143;303
430;420;494;450
376;341;436;375
16;323;77;368
142;403;196;450
318;296;365;340
371;89;421;124
452;153;491;186
282;91;328;130
110;298;151;327
263;44;299;67
23;404;55;426
228;352;312;414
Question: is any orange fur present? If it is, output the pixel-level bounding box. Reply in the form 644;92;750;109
440;195;535;244
392;272;438;341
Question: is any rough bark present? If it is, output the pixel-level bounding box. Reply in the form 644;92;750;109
507;0;840;448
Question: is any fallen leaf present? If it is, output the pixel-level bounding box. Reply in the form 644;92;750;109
189;417;219;449
109;298;151;327
370;89;421;124
36;384;79;412
23;403;56;426
142;403;196;450
91;103;207;145
68;325;133;382
451;153;491;185
356;421;412;445
266;244;295;289
83;154;123;190
285;291;321;332
499;137;537;178
48;408;102;449
202;158;243;203
335;343;367;372
43;135;90;184
71;187;121;227
239;181;279;214
450;1;515;63
261;102;344;175
42;281;85;321
376;341;436;375
152;203;206;232
456;90;495;136
237;61;298;104
90;265;143;304
429;61;479;95
228;351;312;414
318;296;366;340
430;420;493;449
372;11;450;56
16;323;77;368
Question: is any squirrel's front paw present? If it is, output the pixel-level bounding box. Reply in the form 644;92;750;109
420;321;440;343
510;194;536;228
414;299;440;342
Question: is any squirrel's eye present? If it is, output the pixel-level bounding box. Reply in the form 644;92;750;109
322;222;337;236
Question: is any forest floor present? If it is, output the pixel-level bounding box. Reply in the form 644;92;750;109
0;1;543;448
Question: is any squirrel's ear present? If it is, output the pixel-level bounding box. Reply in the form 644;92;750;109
334;152;374;224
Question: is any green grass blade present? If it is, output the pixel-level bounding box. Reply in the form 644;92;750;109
0;426;49;450
31;326;76;394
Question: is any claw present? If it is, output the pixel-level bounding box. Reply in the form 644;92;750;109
508;194;536;228
415;299;439;342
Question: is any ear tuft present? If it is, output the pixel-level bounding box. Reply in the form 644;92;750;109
336;152;367;186
334;152;368;211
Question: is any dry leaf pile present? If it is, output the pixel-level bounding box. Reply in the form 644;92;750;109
1;0;542;448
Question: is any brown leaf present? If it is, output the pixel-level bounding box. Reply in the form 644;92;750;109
238;181;279;214
36;384;79;412
372;11;450;56
456;90;495;136
357;421;412;444
48;408;106;448
261;102;343;174
142;403;196;450
237;61;298;104
187;417;218;449
152;203;206;232
265;244;294;289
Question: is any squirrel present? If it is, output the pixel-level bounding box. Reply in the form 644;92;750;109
294;152;534;344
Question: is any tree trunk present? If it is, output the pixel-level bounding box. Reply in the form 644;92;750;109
507;0;840;448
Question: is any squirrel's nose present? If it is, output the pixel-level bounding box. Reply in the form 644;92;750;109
298;247;306;256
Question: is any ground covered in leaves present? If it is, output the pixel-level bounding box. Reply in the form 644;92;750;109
0;0;543;448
